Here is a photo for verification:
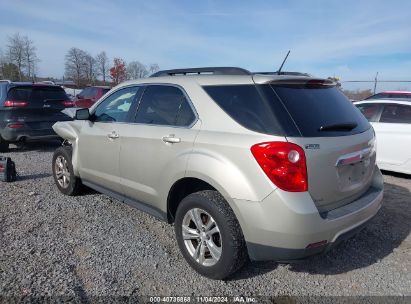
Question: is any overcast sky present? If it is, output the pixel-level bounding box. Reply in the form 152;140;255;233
1;0;410;90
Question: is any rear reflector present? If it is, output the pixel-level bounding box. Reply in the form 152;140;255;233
251;141;308;192
306;240;328;249
7;123;24;129
4;100;29;107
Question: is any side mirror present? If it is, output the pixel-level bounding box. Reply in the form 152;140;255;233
75;108;90;120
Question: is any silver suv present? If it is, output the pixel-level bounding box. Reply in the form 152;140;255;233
52;67;384;279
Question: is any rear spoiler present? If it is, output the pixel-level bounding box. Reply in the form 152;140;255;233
252;74;336;87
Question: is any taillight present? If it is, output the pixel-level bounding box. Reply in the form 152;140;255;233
62;100;75;107
7;123;24;129
251;141;308;192
4;100;29;107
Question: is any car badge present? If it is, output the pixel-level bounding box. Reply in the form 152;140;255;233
305;144;320;150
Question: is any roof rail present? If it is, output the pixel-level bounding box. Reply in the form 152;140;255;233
150;67;251;77
0;79;12;84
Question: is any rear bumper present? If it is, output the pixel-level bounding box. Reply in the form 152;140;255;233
246;211;377;261
232;166;384;261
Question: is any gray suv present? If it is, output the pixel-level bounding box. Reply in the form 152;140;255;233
52;67;383;279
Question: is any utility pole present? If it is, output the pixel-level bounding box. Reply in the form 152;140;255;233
373;72;379;94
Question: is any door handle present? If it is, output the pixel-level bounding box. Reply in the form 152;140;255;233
162;135;181;144
107;131;119;139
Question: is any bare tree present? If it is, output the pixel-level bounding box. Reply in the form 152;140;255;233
127;61;148;80
65;47;87;87
83;52;97;85
7;33;25;81
95;51;109;85
148;63;160;75
0;48;5;79
22;36;39;81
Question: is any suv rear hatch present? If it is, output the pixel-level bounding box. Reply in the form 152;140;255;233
203;77;376;213
267;78;376;212
6;85;72;129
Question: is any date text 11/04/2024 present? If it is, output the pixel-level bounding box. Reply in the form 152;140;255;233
149;296;257;303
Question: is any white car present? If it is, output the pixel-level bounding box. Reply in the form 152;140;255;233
355;99;411;174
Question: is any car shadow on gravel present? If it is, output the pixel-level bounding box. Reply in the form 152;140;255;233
381;170;410;180
8;140;61;153
230;181;410;279
18;173;51;181
230;260;279;280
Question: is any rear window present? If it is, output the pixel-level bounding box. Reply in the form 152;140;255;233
204;84;370;137
7;86;68;103
271;85;371;137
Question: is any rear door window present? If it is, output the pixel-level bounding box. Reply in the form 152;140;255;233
380;104;411;124
134;85;196;127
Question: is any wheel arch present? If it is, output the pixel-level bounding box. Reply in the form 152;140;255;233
166;175;246;231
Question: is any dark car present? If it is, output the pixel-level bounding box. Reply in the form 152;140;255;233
75;86;111;108
0;81;74;152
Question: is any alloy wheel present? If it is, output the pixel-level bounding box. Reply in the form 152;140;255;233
54;155;70;189
182;208;222;266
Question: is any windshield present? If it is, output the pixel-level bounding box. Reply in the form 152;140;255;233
78;87;97;98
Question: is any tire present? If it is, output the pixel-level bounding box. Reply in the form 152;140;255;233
52;146;82;196
175;190;247;279
0;137;9;152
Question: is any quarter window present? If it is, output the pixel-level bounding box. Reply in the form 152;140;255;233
380;104;411;124
134;85;196;127
203;85;294;136
93;86;140;123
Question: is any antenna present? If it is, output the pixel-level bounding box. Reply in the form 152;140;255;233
277;50;290;74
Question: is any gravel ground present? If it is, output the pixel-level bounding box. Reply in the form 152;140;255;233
0;141;410;301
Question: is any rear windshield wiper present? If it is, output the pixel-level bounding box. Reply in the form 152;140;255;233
319;122;357;132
